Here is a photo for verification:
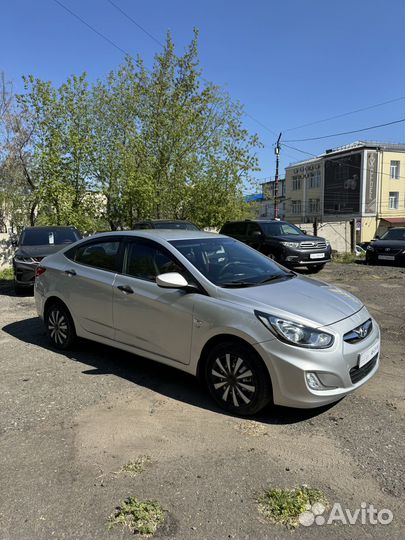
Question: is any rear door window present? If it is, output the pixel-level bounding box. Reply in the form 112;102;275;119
247;223;262;237
221;222;247;235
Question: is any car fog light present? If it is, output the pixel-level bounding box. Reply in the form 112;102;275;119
305;372;325;390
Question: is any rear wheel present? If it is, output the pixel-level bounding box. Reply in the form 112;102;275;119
45;302;76;350
306;264;325;274
205;341;272;416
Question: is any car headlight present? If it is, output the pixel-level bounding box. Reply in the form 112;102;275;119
14;255;35;263
325;240;330;246
255;311;334;349
366;245;374;251
281;241;299;248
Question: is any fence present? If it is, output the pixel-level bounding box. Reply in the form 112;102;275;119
295;221;352;253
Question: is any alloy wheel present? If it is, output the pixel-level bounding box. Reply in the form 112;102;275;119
210;353;257;408
48;309;69;346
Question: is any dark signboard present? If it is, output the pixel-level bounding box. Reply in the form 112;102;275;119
365;152;377;213
324;152;362;214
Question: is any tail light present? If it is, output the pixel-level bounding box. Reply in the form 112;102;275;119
35;266;47;278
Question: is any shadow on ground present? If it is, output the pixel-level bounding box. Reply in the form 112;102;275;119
3;316;337;425
0;279;33;297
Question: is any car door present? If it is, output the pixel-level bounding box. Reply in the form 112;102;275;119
64;237;123;339
112;238;195;364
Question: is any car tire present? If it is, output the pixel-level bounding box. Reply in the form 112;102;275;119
306;264;325;274
205;341;272;416
45;302;76;350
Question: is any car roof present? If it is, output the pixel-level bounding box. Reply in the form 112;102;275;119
92;229;223;241
135;219;194;223
23;226;78;231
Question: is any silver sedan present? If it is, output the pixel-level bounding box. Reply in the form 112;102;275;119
34;230;380;415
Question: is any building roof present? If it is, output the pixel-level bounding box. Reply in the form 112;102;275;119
286;140;405;168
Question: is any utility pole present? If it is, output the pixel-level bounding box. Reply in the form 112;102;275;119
274;132;282;219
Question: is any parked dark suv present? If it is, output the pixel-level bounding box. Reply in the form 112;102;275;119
132;220;199;231
13;226;82;293
220;220;331;273
365;227;405;266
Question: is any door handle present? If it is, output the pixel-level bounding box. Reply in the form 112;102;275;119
65;269;76;276
117;284;134;294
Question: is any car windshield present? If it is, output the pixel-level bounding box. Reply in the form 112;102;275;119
380;228;405;241
259;222;303;236
154;222;199;231
170;237;294;287
21;228;79;246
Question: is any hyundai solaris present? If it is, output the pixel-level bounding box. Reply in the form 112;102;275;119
34;230;380;415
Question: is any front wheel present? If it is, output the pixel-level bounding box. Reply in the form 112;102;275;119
205;342;272;416
45;302;76;350
306;264;325;274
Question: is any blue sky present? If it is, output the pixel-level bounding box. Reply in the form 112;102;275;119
2;0;404;186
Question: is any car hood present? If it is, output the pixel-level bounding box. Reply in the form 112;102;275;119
218;275;363;327
268;234;326;243
16;244;68;258
371;239;405;249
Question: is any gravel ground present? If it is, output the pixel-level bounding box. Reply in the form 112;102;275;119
0;262;403;540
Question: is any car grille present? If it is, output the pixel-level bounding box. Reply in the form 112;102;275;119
349;354;378;384
344;318;372;343
299;241;327;249
374;247;402;255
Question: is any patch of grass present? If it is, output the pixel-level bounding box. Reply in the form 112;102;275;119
108;496;164;536
0;267;13;281
258;486;328;529
120;455;152;477
333;252;362;264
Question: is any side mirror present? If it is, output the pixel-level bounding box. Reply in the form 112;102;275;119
251;230;262;237
374;235;380;240
156;272;189;289
300;229;308;235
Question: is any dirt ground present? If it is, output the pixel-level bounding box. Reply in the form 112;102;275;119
0;262;404;540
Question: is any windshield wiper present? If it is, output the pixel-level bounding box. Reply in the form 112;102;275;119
257;272;296;285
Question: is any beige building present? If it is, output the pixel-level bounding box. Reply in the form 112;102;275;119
285;141;405;242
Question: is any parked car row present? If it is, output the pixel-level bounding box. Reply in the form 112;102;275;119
11;221;405;293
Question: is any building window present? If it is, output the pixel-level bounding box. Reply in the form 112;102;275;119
292;200;302;214
389;192;399;209
292;176;301;190
308;170;321;189
309;199;320;213
390;161;400;179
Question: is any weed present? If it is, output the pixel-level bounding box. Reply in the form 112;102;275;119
119;455;152;477
108;496;164;536
258;485;327;529
0;267;13;281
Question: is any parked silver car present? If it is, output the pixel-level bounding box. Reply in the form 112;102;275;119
34;230;380;415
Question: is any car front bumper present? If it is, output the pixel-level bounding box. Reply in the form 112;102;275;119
366;250;405;266
282;247;332;266
255;307;380;408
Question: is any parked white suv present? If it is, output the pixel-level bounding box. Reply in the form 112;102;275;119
34;230;380;415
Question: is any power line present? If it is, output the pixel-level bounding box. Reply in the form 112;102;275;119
284;97;405;133
284;119;405;142
106;0;165;47
52;0;128;55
